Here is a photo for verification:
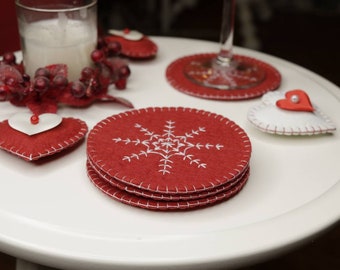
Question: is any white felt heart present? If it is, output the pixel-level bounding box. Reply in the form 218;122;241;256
108;29;143;41
8;113;62;136
247;90;336;135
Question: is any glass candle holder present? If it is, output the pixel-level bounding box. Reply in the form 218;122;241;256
15;0;97;82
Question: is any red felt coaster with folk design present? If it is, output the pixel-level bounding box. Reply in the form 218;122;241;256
87;161;250;211
88;158;249;201
0;117;88;161
87;107;252;195
166;53;281;100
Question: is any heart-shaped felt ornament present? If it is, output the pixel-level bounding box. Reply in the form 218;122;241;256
276;89;314;112
105;30;158;59
0;116;88;161
248;90;336;135
108;29;143;41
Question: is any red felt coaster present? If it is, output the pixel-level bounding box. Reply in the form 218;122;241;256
87;107;251;194
88;158;249;201
166;53;281;100
105;35;158;59
87;162;249;211
0;118;88;161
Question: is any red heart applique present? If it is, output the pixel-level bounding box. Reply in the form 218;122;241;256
0;117;88;161
276;89;314;112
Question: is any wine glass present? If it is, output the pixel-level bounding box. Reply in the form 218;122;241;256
184;0;265;90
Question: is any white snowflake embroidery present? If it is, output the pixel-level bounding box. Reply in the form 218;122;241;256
112;120;224;175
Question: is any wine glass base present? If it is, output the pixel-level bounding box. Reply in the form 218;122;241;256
166;53;282;100
184;56;266;90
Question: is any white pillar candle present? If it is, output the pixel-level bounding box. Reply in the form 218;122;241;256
21;14;97;82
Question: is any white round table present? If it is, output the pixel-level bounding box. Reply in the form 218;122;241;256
0;37;339;270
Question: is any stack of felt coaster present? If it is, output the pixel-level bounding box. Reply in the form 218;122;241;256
87;107;251;211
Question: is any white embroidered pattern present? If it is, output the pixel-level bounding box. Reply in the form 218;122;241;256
112;120;224;175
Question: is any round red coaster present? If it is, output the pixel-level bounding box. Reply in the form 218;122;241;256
88;158;249;201
166;53;281;100
87;107;251;194
105;36;158;59
87;162;249;211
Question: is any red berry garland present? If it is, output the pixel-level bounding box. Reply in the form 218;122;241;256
0;38;133;116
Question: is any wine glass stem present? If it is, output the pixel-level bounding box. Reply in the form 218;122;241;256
216;0;236;67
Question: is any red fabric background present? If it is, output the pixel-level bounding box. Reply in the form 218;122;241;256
0;1;20;55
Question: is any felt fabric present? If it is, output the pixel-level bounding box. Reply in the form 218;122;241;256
166;53;281;100
87;161;250;211
247;90;336;135
276;89;314;112
88;158;249;201
105;35;158;59
0;117;88;161
87;107;251;194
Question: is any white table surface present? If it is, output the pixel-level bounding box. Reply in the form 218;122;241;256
0;37;339;270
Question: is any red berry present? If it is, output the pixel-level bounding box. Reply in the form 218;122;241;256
35;67;50;78
34;76;50;94
5;76;19;88
81;67;95;80
30;115;39;125
3;52;16;65
71;81;86;98
96;37;107;50
115;78;127;90
0;64;22;85
22;73;31;82
53;75;68;89
0;84;11;101
118;65;130;79
91;49;104;63
106;41;122;57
